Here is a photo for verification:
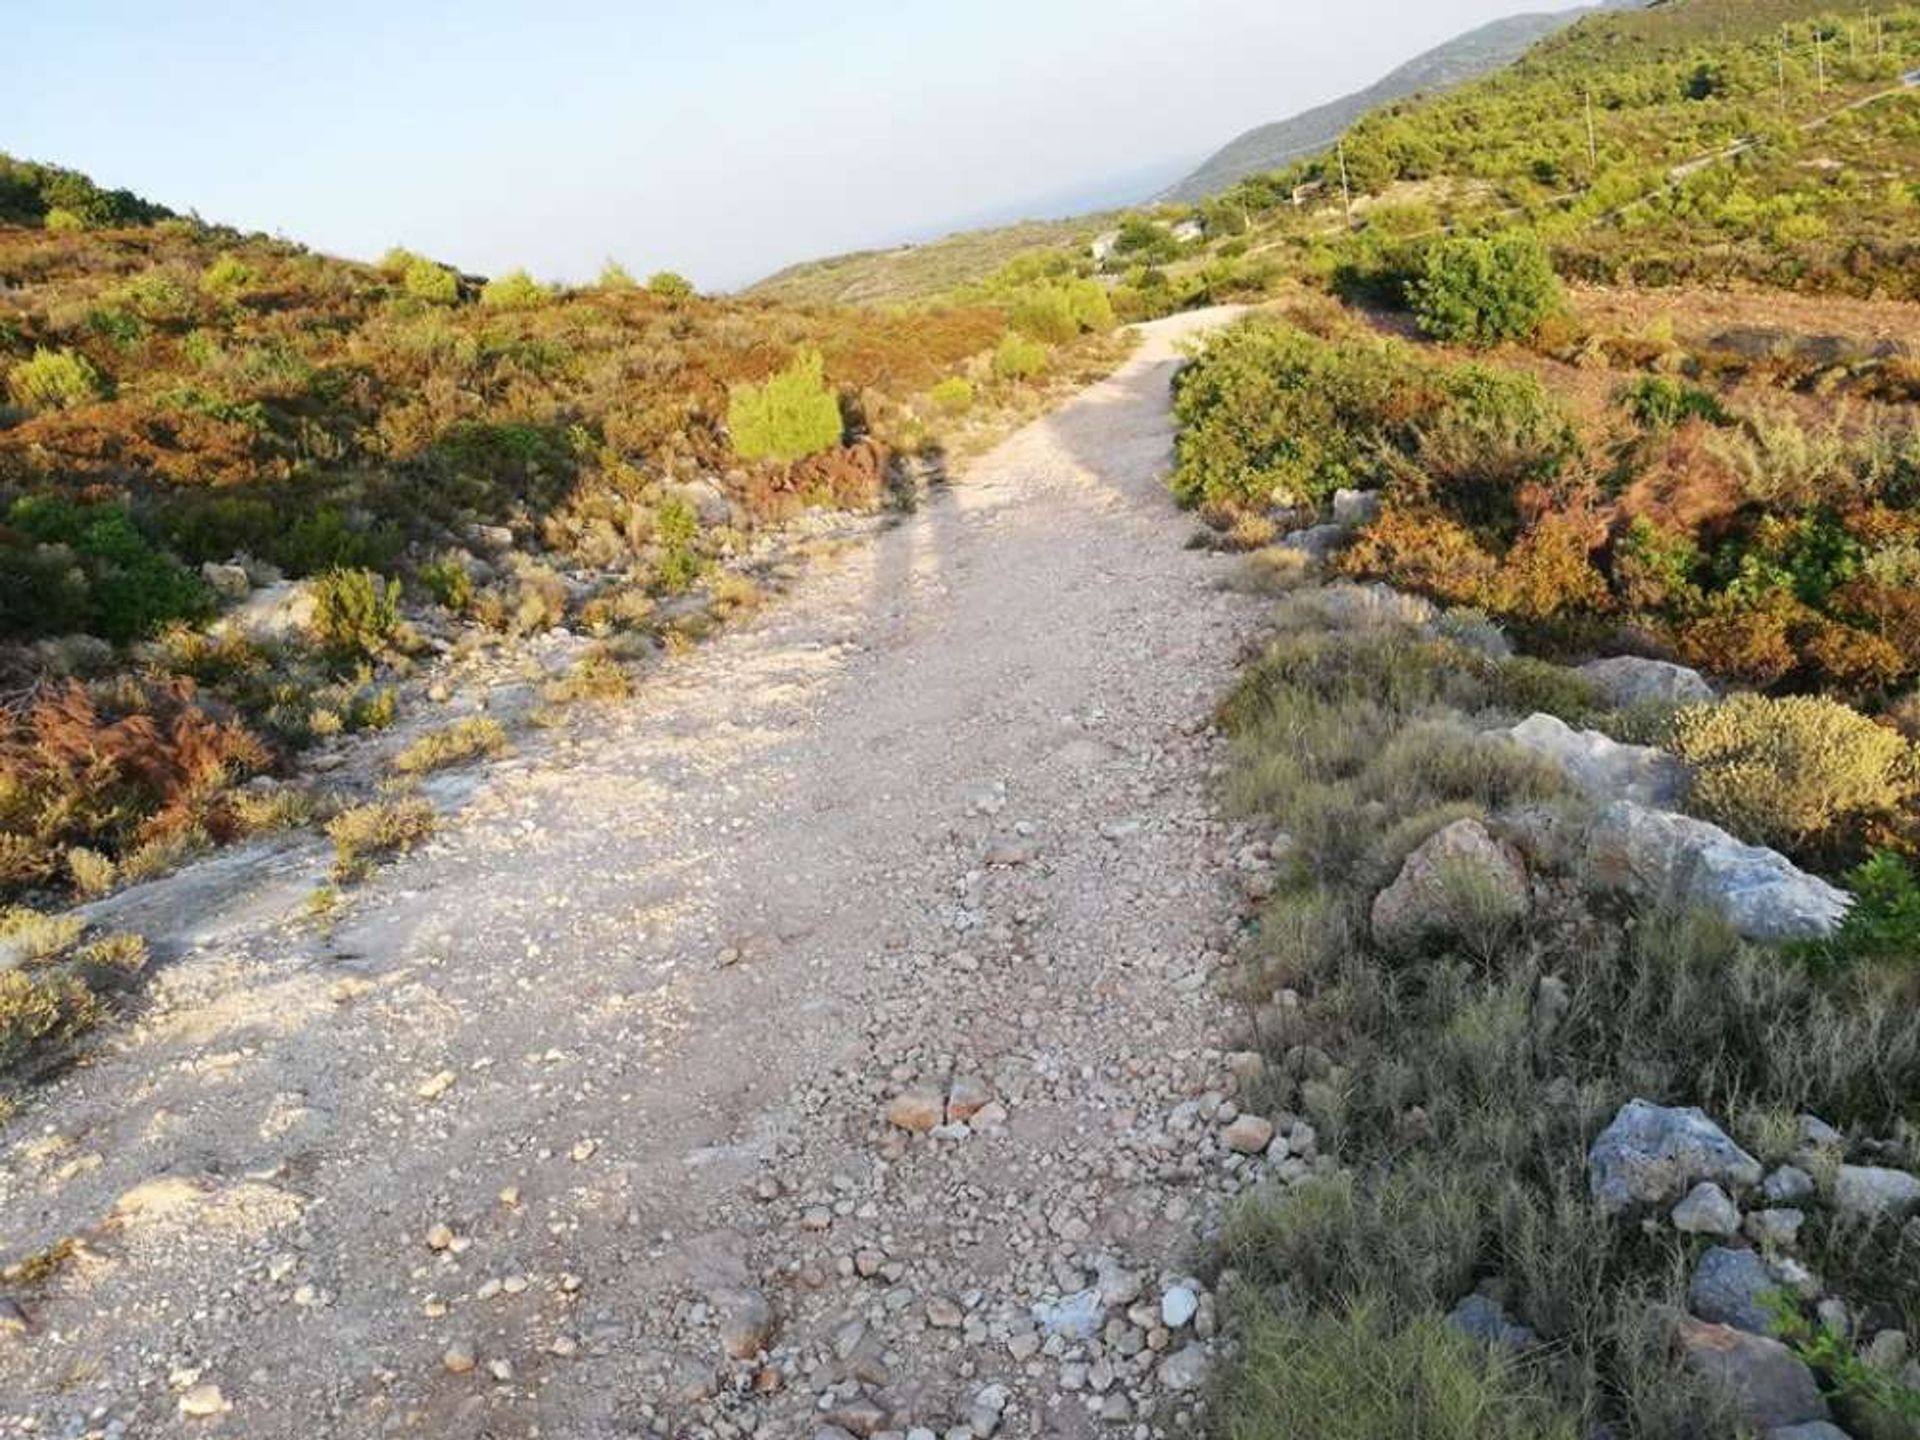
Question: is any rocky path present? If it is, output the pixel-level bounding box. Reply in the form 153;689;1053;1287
0;308;1280;1440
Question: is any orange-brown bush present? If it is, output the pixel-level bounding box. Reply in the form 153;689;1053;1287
0;679;270;898
1336;507;1497;608
734;438;891;523
1670;595;1802;690
1486;511;1613;624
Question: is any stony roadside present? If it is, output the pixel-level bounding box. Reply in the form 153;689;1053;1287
0;307;1302;1439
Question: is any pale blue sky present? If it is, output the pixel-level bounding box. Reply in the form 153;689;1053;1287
4;1;1588;290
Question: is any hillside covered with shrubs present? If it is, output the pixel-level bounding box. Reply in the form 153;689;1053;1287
1149;5;1920;1433
0;166;1131;961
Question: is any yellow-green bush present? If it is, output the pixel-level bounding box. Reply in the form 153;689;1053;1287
930;376;975;414
0;970;100;1077
727;349;843;462
327;797;436;881
402;258;459;305
992;333;1048;381
7;346;106;411
1667;693;1917;853
1223;1300;1578;1440
309;568;402;660
390;716;508;775
479;268;549;310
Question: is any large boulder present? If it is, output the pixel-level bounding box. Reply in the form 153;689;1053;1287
673;479;735;529
1371;818;1530;954
1676;1317;1829;1430
1331;488;1382;529
1688;1245;1777;1335
1589;1099;1762;1217
200;561;252;603
1491;713;1688;807
1832;1164;1920;1224
1447;1292;1538;1353
1586;801;1852;943
213;580;316;642
1579;656;1715;708
1278;523;1350;562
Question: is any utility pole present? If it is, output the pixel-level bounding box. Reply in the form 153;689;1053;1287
1585;89;1599;176
1337;139;1354;230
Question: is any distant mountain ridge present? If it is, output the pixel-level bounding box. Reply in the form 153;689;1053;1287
1163;2;1644;203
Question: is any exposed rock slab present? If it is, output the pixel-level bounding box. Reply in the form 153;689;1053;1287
1586;801;1852;942
1492;713;1687;807
1579;656;1715;708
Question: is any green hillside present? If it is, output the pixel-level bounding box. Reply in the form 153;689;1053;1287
1162;5;1628;203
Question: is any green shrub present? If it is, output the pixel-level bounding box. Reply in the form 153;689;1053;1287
1007;278;1115;344
43;207;85;233
1623;375;1728;429
3;496;213;642
1806;851;1920;972
1666;693;1916;855
646;270;695;299
1223;1300;1578;1440
199;252;257;299
1410;232;1564;347
402;259;459;305
309;568;402;661
417;554;473;612
991;333;1049;381
1170;319;1409;509
653;496;704;593
6;346;106;411
479;269;549;310
327;797;436;881
596;260;637;289
929;376;975;414
0;970;101;1078
727;349;843;463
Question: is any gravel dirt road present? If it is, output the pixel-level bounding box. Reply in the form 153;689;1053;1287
0;307;1285;1440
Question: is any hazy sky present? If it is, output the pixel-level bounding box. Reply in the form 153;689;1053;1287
5;1;1589;291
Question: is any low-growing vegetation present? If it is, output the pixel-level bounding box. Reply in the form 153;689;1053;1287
1209;589;1920;1437
388;715;508;775
327;796;437;882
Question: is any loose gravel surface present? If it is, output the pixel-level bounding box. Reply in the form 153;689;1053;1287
0;308;1287;1440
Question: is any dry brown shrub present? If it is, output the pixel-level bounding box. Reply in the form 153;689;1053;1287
0;680;270;896
1335;506;1498;608
1615;420;1746;539
1673;597;1802;690
1487;511;1613;622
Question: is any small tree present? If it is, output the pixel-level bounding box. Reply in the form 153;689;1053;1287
993;334;1049;381
479;269;549;310
1410;232;1563;347
647;271;695;300
7;346;106;411
597;260;638;289
310;568;403;661
402;258;459;305
727;349;843;463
